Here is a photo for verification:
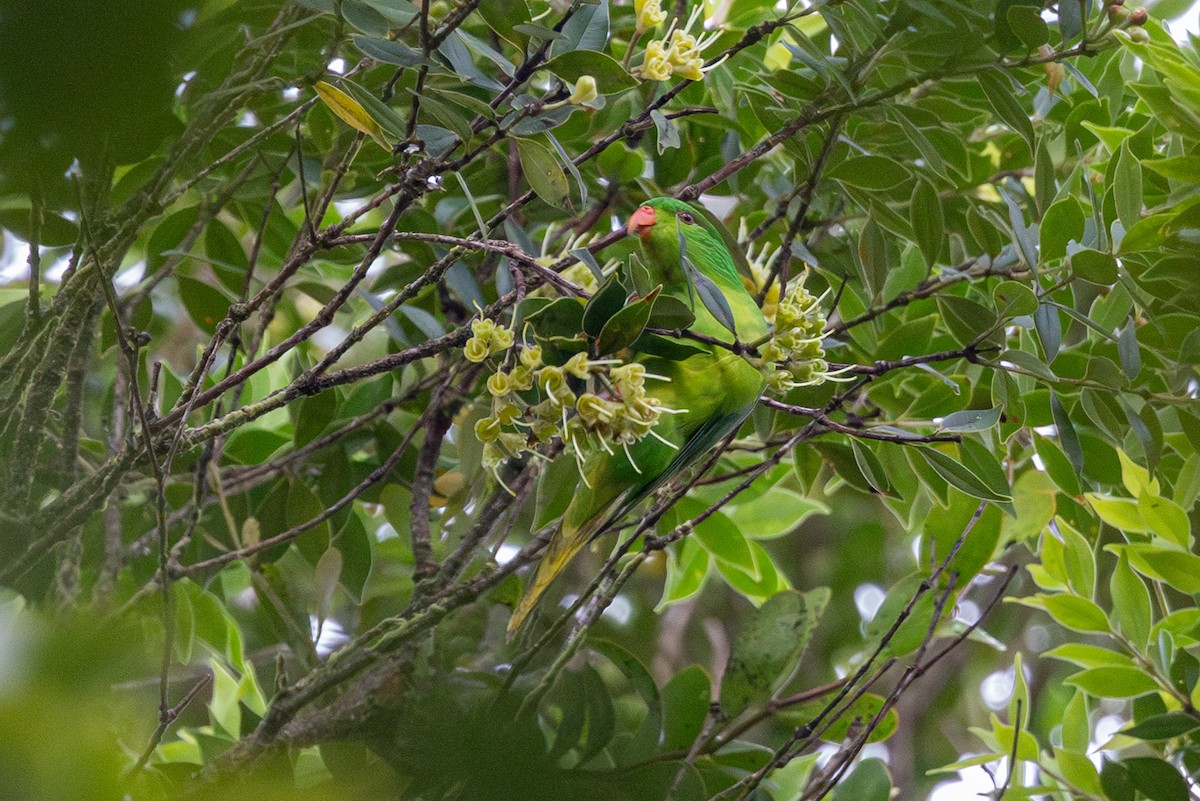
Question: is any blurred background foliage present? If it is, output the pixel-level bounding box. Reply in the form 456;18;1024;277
1;0;1200;799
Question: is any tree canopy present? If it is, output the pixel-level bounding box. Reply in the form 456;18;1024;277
1;1;1199;799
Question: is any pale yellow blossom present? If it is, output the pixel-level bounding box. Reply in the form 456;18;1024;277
634;0;666;33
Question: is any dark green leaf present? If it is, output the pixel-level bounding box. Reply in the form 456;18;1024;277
720;588;830;717
515;137;570;210
977;69;1035;148
595;290;657;355
541;50;636;94
352;35;428;66
830;758;891;801
920;447;1011;503
826;156;909;190
1125;757;1190;801
1071;248;1118;285
583;272;628;336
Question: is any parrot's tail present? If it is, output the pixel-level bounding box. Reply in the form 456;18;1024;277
506;513;608;637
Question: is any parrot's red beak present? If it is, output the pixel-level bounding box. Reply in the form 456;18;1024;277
627;204;656;237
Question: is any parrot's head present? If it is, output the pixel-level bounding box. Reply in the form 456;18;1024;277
625;197;740;289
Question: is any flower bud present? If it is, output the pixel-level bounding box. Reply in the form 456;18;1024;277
1129;6;1148;25
1043;59;1064;97
1128;25;1150;42
568;75;598;105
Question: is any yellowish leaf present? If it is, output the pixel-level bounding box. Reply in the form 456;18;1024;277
314;80;390;149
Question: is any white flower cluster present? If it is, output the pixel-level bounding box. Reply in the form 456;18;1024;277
639;5;722;82
757;280;833;394
467;320;683;489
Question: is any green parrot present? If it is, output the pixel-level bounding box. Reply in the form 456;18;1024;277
508;197;769;635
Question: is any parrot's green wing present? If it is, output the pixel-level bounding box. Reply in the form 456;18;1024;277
506;403;755;635
693;203;756;284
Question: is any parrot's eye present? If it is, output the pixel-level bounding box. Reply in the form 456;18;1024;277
678;212;695;225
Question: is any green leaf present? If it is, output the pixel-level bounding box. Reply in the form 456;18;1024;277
1137;492;1191;547
1055;747;1103;796
826;156;910;190
728;488;828;540
1111;551;1152;649
662;666;712;751
1050;392;1084;475
1085;493;1150;533
1005;4;1049;49
681;498;756;578
793;693;899;745
1113;140;1144;231
541;50;636;94
682;243;737;338
1035;298;1063;360
582;272;628;336
831;758;891;801
1125;756;1190;801
313;545;342;636
1061;689;1090;753
650;109;680;153
938;294;999;348
1040;197;1086;262
293;389;338;447
526;296;585;340
1141;155;1200;182
937;407;1002;433
720;588;830;717
1058;517;1097;599
1071;248;1119;285
993;280;1038;317
1034;136;1056;216
977;69;1035;148
851;440;896;496
1034;434;1082;496
352;35;427;66
658;538;710;609
1121;713;1200;741
910;179;944;268
177;275;232;334
919;447;1011;503
1044;643;1137;670
1112;543;1200;593
595;291;656;355
647;293;695;330
717;541;789;604
515;137;570;210
1067;666;1160;698
0;208;78;247
1015;593;1110;633
596;142;645;182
